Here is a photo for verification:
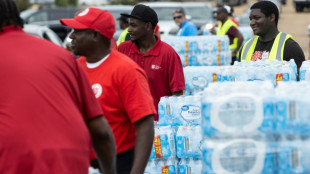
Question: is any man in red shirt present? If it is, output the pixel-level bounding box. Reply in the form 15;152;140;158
0;1;116;174
117;4;185;121
60;8;156;174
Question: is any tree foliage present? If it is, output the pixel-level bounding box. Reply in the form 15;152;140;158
15;0;30;11
110;0;139;5
55;0;77;7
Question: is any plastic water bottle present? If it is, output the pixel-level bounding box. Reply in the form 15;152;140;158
276;135;310;174
176;126;202;158
152;126;176;159
178;158;202;174
158;96;168;125
299;60;310;81
289;59;297;81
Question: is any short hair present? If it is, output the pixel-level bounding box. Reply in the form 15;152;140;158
173;8;185;15
251;1;279;26
117;15;128;24
0;0;24;31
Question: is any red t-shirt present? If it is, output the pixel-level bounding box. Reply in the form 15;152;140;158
77;50;156;154
117;36;185;120
0;26;103;174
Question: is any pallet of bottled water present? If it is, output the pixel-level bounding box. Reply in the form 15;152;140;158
162;35;232;66
145;94;204;174
145;124;203;174
200;81;310;174
184;59;298;95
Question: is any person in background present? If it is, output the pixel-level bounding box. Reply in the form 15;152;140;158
173;8;198;36
118;4;185;121
60;7;156;174
211;7;244;64
224;5;239;26
0;1;116;174
239;1;305;70
116;14;131;46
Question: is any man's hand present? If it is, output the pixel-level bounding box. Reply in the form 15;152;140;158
87;116;117;174
130;115;154;174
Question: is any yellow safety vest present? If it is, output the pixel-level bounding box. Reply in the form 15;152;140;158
217;18;238;51
240;32;294;61
117;28;129;46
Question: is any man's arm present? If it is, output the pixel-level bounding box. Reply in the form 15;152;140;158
173;90;184;96
283;38;305;69
86;116;117;174
130;115;154;174
210;22;219;34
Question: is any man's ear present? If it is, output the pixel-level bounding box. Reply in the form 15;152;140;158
93;30;102;42
145;22;153;32
269;13;275;23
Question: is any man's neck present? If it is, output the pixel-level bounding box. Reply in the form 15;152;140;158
221;17;228;24
137;35;157;54
259;28;279;42
85;48;111;63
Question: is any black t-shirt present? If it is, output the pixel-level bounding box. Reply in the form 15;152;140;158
239;38;305;69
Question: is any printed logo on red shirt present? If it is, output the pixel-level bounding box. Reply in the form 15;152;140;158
151;65;161;70
92;83;102;98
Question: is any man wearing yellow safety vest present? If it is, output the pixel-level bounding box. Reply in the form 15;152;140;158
239;1;305;70
211;6;244;65
117;15;131;46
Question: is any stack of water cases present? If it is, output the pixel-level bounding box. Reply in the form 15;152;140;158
200;81;310;174
144;95;203;174
162;35;232;66
184;59;298;95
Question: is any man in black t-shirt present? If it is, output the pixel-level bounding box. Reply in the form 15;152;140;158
238;1;305;69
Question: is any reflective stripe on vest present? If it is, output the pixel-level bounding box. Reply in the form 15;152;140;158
240;32;294;61
117;28;129;46
217;19;238;51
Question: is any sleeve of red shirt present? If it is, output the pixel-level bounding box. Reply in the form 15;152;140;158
167;47;186;93
75;61;103;120
119;66;156;124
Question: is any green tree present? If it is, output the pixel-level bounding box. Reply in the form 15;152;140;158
15;0;30;11
110;0;139;5
68;0;78;6
55;0;77;7
55;0;68;6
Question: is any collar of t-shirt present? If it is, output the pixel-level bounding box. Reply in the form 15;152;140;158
129;35;161;56
86;54;110;69
0;25;22;34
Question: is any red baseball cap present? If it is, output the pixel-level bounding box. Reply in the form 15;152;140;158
60;7;115;39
